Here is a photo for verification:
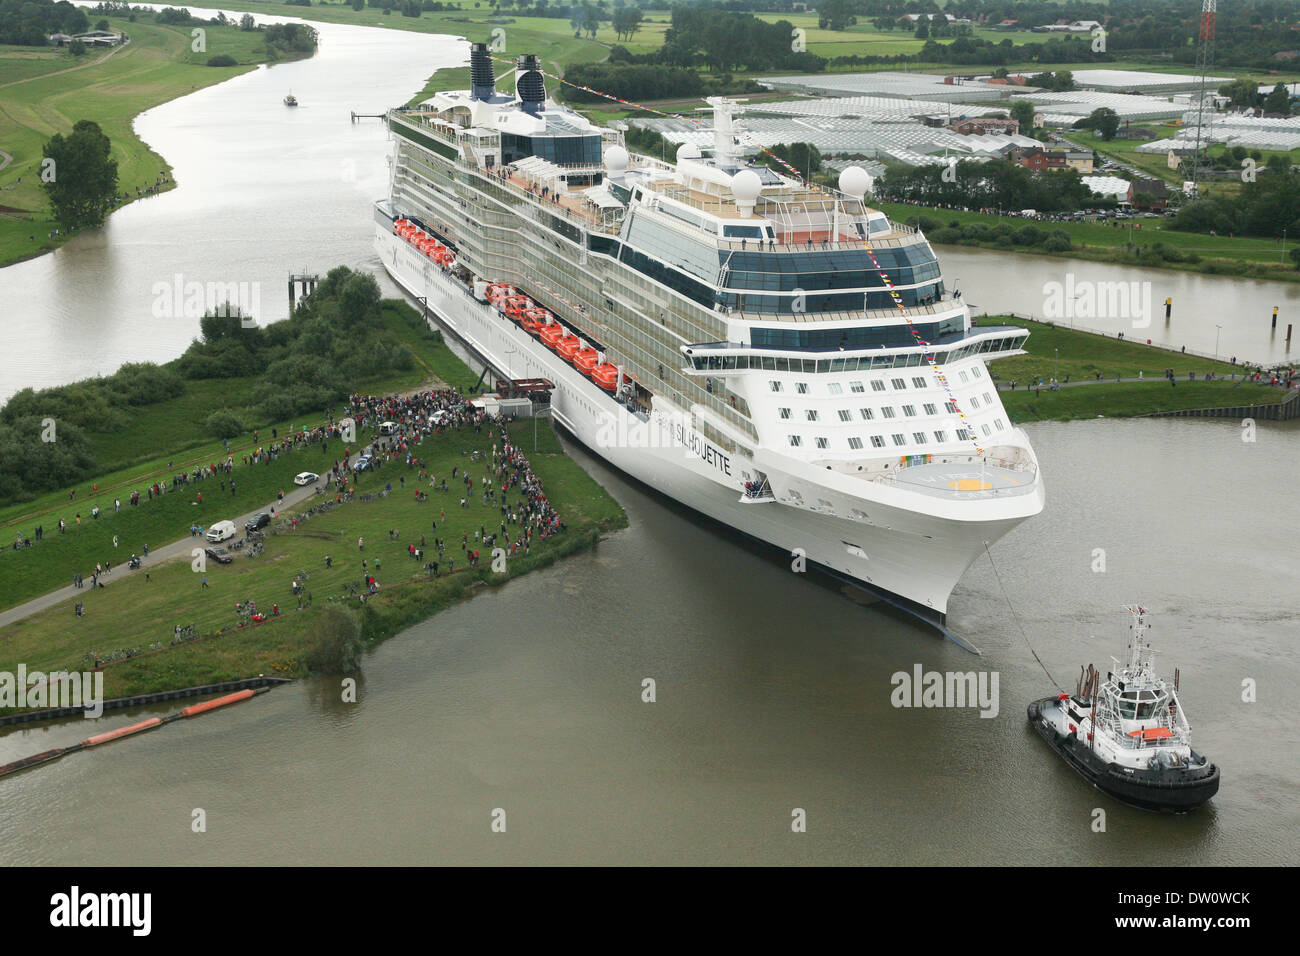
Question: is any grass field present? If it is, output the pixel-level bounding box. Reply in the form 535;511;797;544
988;315;1287;421
0;15;314;267
0;415;627;699
990;317;1246;382
1001;379;1282;422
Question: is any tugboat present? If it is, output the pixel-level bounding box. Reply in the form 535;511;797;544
1028;607;1220;813
284;91;298;107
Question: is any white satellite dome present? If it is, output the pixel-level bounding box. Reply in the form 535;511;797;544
839;165;872;201
730;168;762;218
604;145;629;179
676;142;702;162
731;169;762;202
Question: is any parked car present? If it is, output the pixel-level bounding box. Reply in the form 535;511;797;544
246;512;271;533
205;520;237;543
293;472;319;486
355;455;373;471
205;546;233;565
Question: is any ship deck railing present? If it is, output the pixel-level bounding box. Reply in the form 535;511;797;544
721;298;963;324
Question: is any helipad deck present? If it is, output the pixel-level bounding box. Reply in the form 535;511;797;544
883;460;1036;498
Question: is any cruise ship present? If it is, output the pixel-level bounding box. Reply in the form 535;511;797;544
373;44;1045;631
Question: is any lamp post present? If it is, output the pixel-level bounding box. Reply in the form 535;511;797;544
1214;324;1222;365
1054;347;1059;384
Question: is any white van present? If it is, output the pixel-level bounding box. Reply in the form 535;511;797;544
379;421;399;435
205;520;237;543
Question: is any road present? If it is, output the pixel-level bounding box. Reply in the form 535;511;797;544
0;478;328;630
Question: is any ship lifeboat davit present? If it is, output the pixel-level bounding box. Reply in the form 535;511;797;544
592;363;620;391
573;348;599;376
539;324;566;349
556;335;581;362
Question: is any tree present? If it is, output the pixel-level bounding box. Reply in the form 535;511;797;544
612;6;641;41
41;120;119;231
1264;83;1291;116
1009;100;1035;134
1219;78;1261;111
915;19;929;40
1092;107;1120;141
240;12;256;29
818;0;857;32
1074;107;1119;140
68;39;86;56
95;19;109;31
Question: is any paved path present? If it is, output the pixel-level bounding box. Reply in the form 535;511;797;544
0;40;129;91
996;373;1267;391
0;478;328;630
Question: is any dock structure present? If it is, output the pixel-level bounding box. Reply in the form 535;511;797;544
351;111;386;123
288;273;321;311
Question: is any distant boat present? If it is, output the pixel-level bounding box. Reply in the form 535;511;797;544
284;92;298;107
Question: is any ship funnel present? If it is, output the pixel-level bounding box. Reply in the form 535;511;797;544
470;43;496;101
515;54;546;115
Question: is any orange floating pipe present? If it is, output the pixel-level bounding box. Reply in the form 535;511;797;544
181;689;256;717
83;717;163;747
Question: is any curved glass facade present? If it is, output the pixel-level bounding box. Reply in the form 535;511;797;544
500;132;602;166
718;285;944;313
722;244;941;293
750;318;964;350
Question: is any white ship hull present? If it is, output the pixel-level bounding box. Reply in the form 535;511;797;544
376;224;1042;629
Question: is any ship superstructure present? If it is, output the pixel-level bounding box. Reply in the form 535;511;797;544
373;43;1046;628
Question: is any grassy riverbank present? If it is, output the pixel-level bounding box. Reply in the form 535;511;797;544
989;316;1288;422
0;416;626;699
0;295;627;699
0;15;315;267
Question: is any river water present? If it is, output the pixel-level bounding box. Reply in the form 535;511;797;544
1;418;1297;865
0;7;456;399
1;15;1297;865
945;247;1300;368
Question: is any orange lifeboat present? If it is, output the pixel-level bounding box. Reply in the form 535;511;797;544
592;363;620;391
539;324;565;349
486;283;512;304
521;307;548;334
504;295;530;319
556;335;581;362
573;348;599;376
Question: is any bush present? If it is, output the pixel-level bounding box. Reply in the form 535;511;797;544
206;408;245;438
930;226;965;244
304;607;365;674
206;54;237;66
1012;225;1044;246
1043;230;1072;252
